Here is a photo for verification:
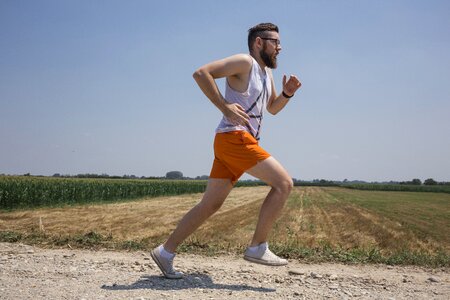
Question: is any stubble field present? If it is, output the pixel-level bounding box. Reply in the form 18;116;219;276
1;186;449;267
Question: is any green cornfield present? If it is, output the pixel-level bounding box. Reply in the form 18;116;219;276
0;176;209;210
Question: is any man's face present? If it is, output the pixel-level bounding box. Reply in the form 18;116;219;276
259;32;281;69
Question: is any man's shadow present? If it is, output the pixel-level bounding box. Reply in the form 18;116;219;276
101;272;276;293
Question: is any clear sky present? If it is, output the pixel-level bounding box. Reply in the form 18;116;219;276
1;0;449;182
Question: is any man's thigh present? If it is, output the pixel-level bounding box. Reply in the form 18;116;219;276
200;178;234;205
245;157;291;187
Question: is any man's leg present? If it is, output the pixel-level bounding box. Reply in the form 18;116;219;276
152;178;233;278
163;178;234;253
245;156;293;247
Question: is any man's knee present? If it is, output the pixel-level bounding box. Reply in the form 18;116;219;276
274;177;293;195
209;200;224;212
199;198;224;213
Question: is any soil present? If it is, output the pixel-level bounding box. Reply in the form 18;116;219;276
1;242;448;299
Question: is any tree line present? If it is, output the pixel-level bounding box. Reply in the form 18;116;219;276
1;172;448;186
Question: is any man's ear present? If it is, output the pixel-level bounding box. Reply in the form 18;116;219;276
254;36;263;50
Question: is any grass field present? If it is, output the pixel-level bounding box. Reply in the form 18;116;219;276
341;183;450;193
1;186;449;267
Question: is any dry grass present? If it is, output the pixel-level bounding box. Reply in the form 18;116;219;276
0;186;270;243
273;187;446;254
1;186;448;265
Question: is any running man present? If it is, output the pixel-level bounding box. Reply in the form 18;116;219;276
151;23;301;279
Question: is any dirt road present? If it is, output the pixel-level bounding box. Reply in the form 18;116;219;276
0;242;448;299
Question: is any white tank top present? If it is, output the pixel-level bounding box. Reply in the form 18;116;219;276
215;55;272;141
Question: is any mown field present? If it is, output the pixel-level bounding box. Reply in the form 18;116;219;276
1;183;449;267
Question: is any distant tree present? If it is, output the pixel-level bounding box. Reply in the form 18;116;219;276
52;173;61;177
166;171;183;179
411;178;422;185
23;173;31;176
424;178;437;185
195;175;209;180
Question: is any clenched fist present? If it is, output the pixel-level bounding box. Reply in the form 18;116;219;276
282;75;301;97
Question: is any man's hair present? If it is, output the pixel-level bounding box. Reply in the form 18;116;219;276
248;23;279;52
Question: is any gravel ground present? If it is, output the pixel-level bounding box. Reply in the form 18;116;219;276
0;242;448;299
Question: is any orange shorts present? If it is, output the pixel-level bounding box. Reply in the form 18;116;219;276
209;130;271;185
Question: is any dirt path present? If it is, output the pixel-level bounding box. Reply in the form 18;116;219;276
1;243;448;299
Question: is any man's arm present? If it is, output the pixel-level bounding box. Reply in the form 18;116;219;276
193;54;252;127
266;71;302;115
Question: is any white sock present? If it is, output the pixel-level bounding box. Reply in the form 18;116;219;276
247;245;259;253
158;245;175;260
247;242;268;254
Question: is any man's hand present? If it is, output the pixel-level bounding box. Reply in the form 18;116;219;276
222;103;250;127
282;74;302;97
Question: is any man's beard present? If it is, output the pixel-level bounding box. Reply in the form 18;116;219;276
260;43;277;69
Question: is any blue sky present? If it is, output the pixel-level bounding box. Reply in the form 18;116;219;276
1;0;449;181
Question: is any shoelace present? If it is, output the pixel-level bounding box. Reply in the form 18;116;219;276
265;248;284;261
167;256;182;274
167;257;175;273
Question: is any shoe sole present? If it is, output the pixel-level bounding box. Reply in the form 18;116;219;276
150;249;183;279
244;255;288;266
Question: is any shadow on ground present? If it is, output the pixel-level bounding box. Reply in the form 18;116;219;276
101;273;276;293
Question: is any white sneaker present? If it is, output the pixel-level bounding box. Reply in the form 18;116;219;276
150;247;183;279
244;242;288;266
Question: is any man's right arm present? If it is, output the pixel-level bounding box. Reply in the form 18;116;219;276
193;54;252;127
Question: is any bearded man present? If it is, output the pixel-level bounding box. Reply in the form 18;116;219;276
151;23;302;279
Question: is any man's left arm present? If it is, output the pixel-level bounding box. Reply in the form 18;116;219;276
266;71;301;115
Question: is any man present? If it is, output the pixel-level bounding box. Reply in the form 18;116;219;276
151;23;301;279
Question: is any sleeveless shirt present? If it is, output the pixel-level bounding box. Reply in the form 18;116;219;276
215;55;272;141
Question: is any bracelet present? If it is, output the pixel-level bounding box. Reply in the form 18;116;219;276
282;91;294;98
